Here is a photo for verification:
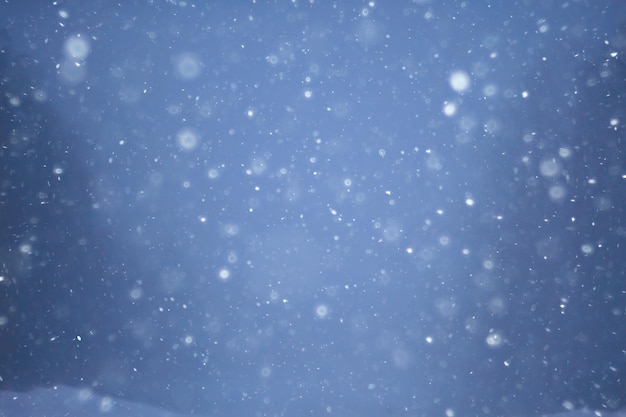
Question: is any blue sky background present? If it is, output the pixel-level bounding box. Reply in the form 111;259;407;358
1;1;625;416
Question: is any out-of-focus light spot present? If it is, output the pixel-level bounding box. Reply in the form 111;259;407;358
382;221;402;242
19;243;32;255
580;243;594;255
218;268;231;281
207;168;220;179
174;52;202;81
177;128;200;151
548;185;567;202
129;288;143;300
539;157;561;178
459;116;477;132
449;70;471;93
537;19;550;33
58;60;87;84
64;34;90;60
483;119;500;134
260;365;272;378
558;147;572;158
483;84;497;97
99;397;113;413
247;157;268;175
488;296;507;315
443;101;457;116
32;89;48;103
392;348;411;369
485;330;504;348
315;304;329;319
